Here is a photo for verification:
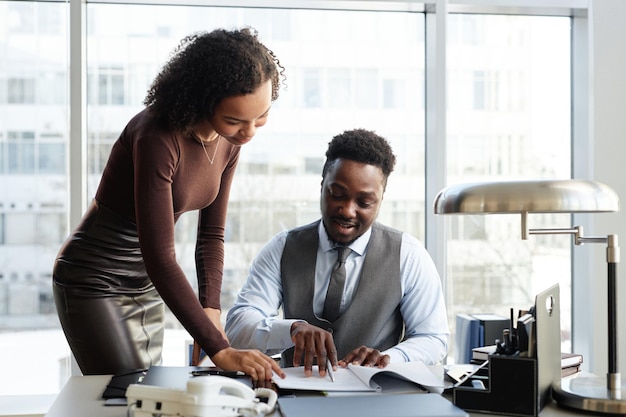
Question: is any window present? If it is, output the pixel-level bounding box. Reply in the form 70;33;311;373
446;14;572;360
38;142;65;174
0;0;70;396
8;131;36;174
472;71;486;110
87;67;125;105
8;78;35;104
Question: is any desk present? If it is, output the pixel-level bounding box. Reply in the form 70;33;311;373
45;374;584;417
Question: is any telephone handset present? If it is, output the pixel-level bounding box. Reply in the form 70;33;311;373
126;375;277;417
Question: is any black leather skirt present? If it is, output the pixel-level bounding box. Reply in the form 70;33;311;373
53;200;164;375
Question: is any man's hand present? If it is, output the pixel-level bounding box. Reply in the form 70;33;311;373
290;322;338;377
339;346;390;368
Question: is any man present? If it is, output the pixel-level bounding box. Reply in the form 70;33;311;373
226;129;449;377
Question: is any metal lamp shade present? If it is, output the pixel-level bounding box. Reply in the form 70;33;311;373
433;179;619;215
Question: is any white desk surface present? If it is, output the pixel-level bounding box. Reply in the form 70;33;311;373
45;374;586;417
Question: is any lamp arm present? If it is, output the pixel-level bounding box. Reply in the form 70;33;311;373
528;227;579;237
528;225;608;246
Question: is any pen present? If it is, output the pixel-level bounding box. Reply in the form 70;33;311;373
190;369;245;377
326;358;335;382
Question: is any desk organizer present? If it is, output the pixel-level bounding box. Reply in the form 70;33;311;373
452;284;562;417
453;355;540;416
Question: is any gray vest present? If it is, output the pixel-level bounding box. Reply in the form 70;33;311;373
280;220;403;367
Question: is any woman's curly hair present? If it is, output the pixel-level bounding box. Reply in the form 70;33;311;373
144;27;286;134
322;129;397;188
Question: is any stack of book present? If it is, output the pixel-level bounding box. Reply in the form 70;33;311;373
471;345;583;377
560;352;584;377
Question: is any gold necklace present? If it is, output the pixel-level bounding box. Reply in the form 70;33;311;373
200;136;220;165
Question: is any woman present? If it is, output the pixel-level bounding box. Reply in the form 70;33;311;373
53;27;286;381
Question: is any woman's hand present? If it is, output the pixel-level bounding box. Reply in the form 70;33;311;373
211;347;285;381
192;307;229;366
204;307;228;341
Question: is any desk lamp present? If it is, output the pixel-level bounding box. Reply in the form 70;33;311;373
433;179;623;414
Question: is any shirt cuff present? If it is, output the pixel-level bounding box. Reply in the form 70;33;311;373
267;319;306;350
383;347;409;363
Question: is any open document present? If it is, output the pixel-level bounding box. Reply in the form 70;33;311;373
273;361;445;394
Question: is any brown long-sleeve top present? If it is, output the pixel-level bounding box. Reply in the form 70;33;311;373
95;108;239;356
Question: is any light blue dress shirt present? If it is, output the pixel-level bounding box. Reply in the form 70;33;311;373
226;221;449;364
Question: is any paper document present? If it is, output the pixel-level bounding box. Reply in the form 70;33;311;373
273;361;445;394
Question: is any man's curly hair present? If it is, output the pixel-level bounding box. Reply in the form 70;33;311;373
144;27;286;134
322;129;396;188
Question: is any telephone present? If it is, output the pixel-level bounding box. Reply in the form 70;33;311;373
125;375;277;417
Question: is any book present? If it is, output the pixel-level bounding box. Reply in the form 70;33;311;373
561;352;583;368
471;345;583;371
272;361;445;394
561;364;581;377
455;314;481;364
471;344;497;362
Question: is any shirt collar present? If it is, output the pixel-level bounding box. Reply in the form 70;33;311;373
317;220;371;257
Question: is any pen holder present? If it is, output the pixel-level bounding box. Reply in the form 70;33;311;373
453;355;542;417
